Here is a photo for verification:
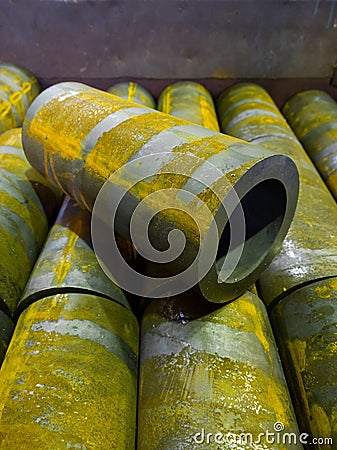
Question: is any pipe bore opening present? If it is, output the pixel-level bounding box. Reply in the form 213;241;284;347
216;179;287;284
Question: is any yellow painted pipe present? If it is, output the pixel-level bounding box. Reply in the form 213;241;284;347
0;128;62;315
17;197;130;317
108;81;156;109
217;83;337;305
271;277;337;446
0;309;14;366
22;82;299;303
283;90;337;200
158;81;220;131
0;293;139;449
217;82;337;444
138;291;302;449
0;63;40;134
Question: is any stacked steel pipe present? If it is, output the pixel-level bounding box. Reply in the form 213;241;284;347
108;81;156;109
283;90;337;200
22;82;299;303
137;81;302;448
217;82;337;442
0;63;40;134
0;198;139;448
158;80;220;131
0;64;60;367
0;128;62;317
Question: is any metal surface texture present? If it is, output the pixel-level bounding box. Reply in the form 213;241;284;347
138;291;302;449
0;128;62;316
270;278;337;446
18;197;130;317
158;81;220;131
217;82;337;306
22;82;299;303
0;293;139;449
283;90;337;200
108;82;156;109
1;0;336;82
0;309;14;365
0;63;40;134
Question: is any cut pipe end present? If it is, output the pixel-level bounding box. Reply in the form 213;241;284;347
200;153;299;303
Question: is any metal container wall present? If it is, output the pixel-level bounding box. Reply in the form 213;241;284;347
22;82;299;303
158;81;220;131
0;63;40;134
0;128;62;315
108;82;156;109
283;90;337;200
271;278;337;445
217;83;337;305
0;292;139;449
18;196;130;317
138;291;302;449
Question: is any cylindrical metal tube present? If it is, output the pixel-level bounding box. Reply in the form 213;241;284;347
217;83;337;305
108;81;156;108
158;81;220;132
0;128;62;315
138;291;302;449
217;82;337;444
17;197;130;317
0;63;40;134
0;292;138;449
282;90;337;200
22;82;299;303
159;80;259;297
270;277;337;445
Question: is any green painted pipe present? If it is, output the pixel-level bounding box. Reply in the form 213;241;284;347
22;82;299;303
0;292;138;449
271;277;337;446
217;83;337;305
138;291;302;449
0;128;62;315
108;81;156;109
158;81;220;131
17;196;130;317
282;90;337;201
0;63;40;134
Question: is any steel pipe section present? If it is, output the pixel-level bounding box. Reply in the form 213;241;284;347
0;309;14;366
138;291;302;449
17;197;130;317
158;81;220;132
0;128;62;315
22;82;298;303
283;90;337;201
271;277;337;444
108;82;156;109
0;63;40;134
217;83;337;305
0;292;138;449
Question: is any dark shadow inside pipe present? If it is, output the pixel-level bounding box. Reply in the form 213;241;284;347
217;179;287;283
